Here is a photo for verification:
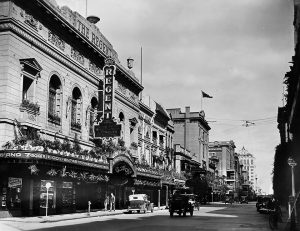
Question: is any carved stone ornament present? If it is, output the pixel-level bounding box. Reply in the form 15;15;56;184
105;57;115;66
48;30;66;51
71;48;85;65
89;61;101;76
118;82;127;95
20;10;38;30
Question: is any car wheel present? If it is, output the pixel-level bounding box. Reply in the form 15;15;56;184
170;210;174;217
190;209;193;216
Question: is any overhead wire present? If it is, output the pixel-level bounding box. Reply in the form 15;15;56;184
207;116;277;127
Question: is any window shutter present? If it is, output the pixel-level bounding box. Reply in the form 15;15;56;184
56;89;61;116
76;99;81;123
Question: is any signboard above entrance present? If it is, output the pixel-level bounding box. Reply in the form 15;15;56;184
94;120;121;137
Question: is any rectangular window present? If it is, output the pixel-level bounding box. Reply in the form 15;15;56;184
89;110;94;136
71;100;77;124
22;76;34;101
49;88;56;115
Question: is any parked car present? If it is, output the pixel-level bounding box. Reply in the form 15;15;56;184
127;194;153;213
240;196;248;204
224;196;233;204
169;189;194;217
256;196;272;213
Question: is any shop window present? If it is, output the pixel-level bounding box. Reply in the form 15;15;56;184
48;75;62;125
61;182;73;208
4;177;22;210
71;87;82;131
40;180;54;209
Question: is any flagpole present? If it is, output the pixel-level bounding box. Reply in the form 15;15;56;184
201;91;203;111
140;46;143;101
86;0;87;17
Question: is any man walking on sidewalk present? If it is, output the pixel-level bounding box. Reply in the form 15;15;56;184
110;193;115;212
104;194;109;211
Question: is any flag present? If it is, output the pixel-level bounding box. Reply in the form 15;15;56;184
202;91;213;98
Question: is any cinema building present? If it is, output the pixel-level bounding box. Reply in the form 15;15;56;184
0;0;184;217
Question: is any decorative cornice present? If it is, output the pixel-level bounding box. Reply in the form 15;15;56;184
115;90;140;113
0;18;100;86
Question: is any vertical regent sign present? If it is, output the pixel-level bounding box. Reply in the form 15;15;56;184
103;62;115;120
94;58;121;138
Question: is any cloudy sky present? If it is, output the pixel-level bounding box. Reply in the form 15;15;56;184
57;0;294;193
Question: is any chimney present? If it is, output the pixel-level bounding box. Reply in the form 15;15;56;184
87;16;100;24
127;57;134;69
185;106;190;117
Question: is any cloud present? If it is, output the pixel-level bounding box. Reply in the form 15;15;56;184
56;0;294;193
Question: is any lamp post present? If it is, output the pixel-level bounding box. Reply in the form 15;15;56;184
255;176;258;194
287;157;297;227
45;182;51;217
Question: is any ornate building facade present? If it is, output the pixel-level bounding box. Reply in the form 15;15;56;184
0;0;181;217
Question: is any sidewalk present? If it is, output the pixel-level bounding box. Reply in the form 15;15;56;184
277;206;300;231
0;206;167;223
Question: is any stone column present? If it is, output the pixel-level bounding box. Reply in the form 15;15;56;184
158;189;160;209
165;185;169;208
29;179;33;216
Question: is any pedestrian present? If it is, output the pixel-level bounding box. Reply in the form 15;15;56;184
110;192;115;211
104;194;109;211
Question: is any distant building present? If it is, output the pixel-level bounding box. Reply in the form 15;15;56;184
208;141;236;177
167;107;210;172
238;147;256;188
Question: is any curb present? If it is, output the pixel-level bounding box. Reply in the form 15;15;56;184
0;206;167;224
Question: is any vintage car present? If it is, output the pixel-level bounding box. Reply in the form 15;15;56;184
256;196;273;213
224;196;233;204
240;196;248;204
127;194;153;213
169;189;194;217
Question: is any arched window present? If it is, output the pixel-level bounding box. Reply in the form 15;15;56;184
89;97;98;136
119;112;125;139
71;87;82;131
48;75;62;125
119;112;124;122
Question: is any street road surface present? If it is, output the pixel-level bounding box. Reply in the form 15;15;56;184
0;203;273;231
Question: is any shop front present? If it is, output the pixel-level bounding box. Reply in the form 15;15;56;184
107;154;137;209
0;151;109;217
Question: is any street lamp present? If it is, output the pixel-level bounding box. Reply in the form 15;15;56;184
255;176;258;194
45;182;51;217
287;157;297;225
